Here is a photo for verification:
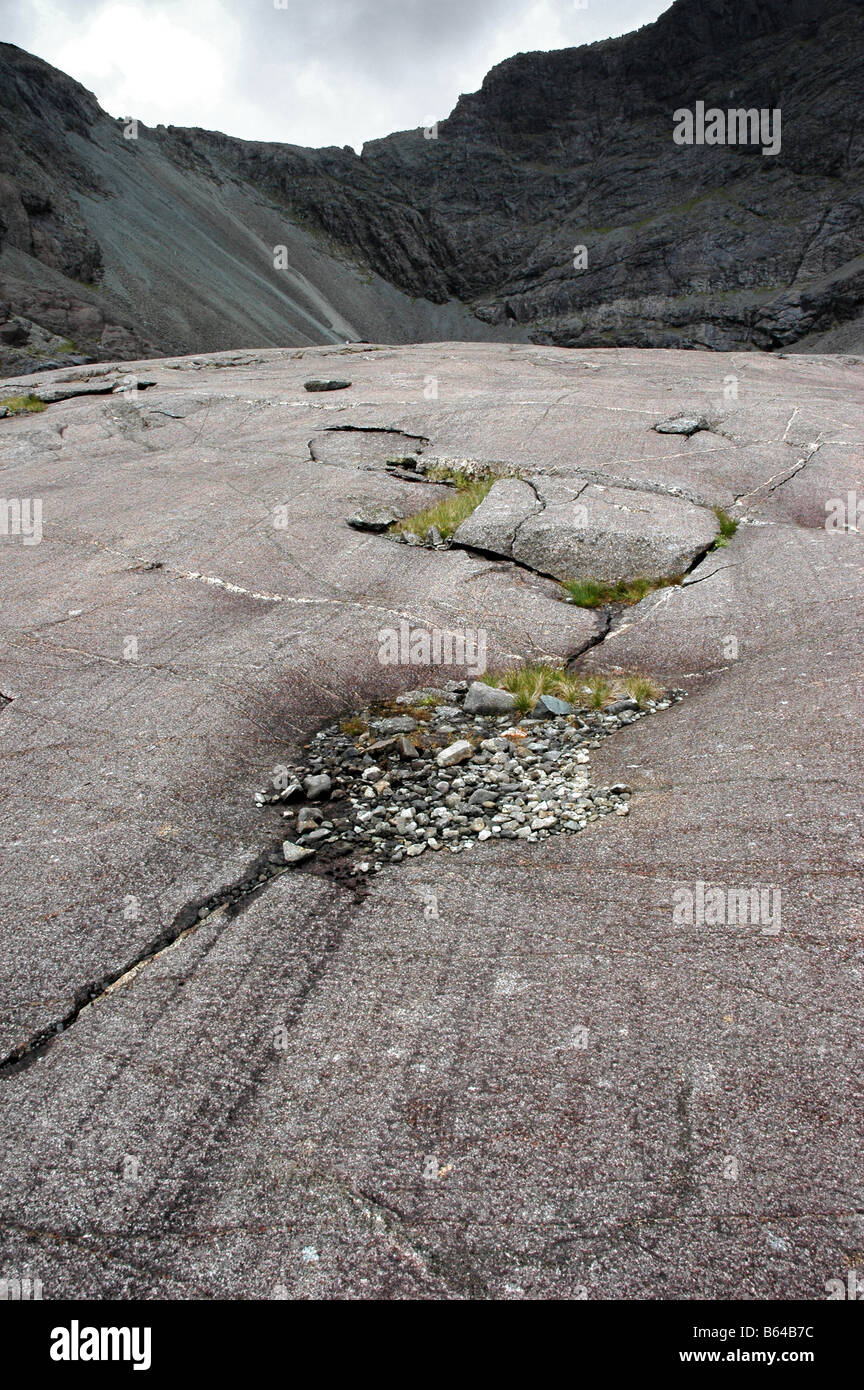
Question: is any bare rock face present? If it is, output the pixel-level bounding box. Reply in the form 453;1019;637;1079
362;0;864;352
0;342;862;1300
453;476;540;554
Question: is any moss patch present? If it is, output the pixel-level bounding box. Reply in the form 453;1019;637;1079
0;394;46;416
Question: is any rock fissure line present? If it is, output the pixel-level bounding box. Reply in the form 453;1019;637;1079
0;839;365;1078
734;440;823;506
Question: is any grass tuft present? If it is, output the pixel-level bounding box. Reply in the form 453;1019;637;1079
562;574;679;608
712;507;739;546
423;465;491;489
581;674;614;709
392;478;494;541
482;662;667;715
0;394;45;416
622;673;663;707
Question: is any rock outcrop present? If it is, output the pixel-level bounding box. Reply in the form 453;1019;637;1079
1;341;861;1298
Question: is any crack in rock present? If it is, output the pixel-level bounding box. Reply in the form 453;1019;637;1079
0;837;366;1077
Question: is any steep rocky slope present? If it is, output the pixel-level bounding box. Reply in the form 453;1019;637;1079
0;0;862;374
364;0;864;349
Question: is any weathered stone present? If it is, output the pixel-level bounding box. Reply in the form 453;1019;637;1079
370;715;417;734
303;773;331;800
452;475;717;583
534;694;573;717
346;505;400;532
304;379;351;391
282;840;316;864
453;478;539;554
463;681;517;715
653;416;707;436
436;740;473;766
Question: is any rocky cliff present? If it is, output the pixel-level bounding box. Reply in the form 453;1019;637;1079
0;0;862;374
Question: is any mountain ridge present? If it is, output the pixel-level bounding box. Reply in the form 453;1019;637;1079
1;0;862;374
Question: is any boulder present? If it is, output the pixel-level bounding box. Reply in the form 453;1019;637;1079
464;681;517;715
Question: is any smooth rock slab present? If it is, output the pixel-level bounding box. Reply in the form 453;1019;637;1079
454;475;718;582
453;477;539;553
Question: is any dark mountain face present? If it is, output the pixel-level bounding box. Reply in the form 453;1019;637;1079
1;0;862;375
362;0;864;349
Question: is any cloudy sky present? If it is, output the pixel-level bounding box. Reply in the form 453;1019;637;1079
1;0;669;150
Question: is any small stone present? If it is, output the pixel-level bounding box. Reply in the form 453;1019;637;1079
304;379;351;392
396;735;418;760
653;415;706;435
468;788;498;807
304;827;331;843
346;506;399;532
304;773;331;800
279;781;304;802
464;681;517;715
533;694;573;718
361;765;384;782
610;783;632;795
606;699;639;715
436;740;473;767
371;715;417;734
282;841;316;864
296;806;323;832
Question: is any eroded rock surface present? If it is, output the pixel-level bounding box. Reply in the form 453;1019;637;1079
0;342;862;1300
456;475;719;581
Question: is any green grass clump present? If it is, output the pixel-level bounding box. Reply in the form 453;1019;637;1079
339;714;367;737
561;578;609;608
392;478;494;541
622;673;663;707
423;465;490;489
482;662;667;715
0;394;45;415
562;574;677;608
712;507;739;545
581;674;614;709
